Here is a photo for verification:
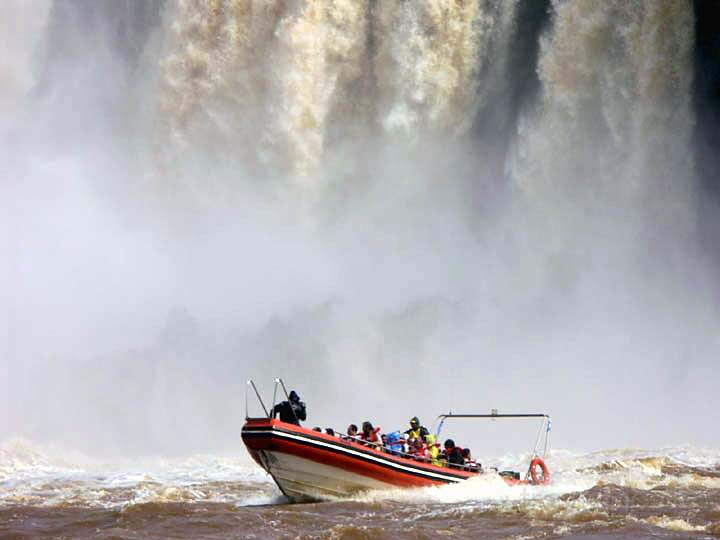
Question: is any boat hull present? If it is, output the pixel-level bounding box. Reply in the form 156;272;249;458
252;450;397;501
242;418;473;502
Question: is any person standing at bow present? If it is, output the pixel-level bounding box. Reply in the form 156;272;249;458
272;390;307;425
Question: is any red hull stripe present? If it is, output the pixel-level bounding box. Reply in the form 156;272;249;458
242;424;471;484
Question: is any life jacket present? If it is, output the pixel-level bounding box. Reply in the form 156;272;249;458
406;425;429;441
407;443;428;461
424;434;442;466
428;444;441;466
361;427;381;444
407;437;425;456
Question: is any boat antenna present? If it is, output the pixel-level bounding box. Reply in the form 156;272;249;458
271;379;279;416
277;378;300;424
247;380;269;417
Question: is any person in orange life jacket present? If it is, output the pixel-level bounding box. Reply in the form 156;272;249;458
418;440;431;461
443;439;464;467
406;437;419;454
272;390;306;425
407;436;426;458
361;421;381;445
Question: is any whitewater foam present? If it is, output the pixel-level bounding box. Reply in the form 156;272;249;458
0;438;275;509
2;440;718;511
630;515;708;533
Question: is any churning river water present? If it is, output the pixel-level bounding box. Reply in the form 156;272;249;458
2;440;719;540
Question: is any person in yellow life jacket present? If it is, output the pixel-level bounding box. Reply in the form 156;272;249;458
405;416;429;443
424;434;442;466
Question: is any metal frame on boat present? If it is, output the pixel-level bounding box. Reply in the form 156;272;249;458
242;379;552;502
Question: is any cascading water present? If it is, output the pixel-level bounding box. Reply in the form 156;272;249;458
159;0;520;180
160;1;284;164
510;0;695;207
155;0;697;231
27;0;698;197
373;0;518;138
160;0;371;179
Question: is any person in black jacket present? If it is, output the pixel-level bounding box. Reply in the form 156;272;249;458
443;439;464;467
272;390;307;425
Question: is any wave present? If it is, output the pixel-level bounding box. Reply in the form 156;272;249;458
2;441;719;537
0;437;276;509
629;515;708;533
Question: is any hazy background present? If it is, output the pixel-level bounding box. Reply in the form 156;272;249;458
2;0;720;459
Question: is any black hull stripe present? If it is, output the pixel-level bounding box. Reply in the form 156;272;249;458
242;426;469;483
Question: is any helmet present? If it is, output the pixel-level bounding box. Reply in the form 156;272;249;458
410;416;420;426
289;390;300;402
444;439;455;449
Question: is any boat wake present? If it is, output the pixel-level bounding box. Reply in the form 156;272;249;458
338;447;720;537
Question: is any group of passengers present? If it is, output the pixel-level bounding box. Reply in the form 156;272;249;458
340;417;480;471
273;391;479;471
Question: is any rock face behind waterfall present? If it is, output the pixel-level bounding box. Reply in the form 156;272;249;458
694;0;720;263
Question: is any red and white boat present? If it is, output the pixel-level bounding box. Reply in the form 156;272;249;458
242;380;552;502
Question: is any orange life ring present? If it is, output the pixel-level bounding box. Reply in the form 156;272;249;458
529;457;551;485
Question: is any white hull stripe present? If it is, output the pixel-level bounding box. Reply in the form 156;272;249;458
243;426;467;483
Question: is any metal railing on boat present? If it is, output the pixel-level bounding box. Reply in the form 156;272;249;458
432;412;552;481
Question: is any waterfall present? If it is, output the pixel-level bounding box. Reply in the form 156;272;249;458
31;0;699;197
158;0;520;179
511;0;694;213
374;0;518;138
160;1;370;179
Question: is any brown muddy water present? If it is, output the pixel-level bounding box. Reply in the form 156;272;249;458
1;441;719;540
